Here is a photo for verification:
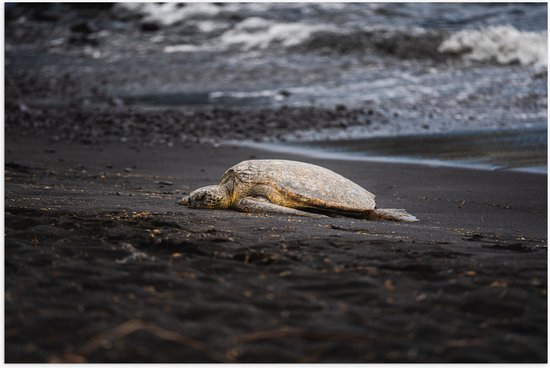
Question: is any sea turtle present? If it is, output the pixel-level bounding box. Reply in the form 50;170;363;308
179;159;418;222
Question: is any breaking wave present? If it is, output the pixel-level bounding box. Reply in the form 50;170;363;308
298;27;446;59
163;17;329;53
163;20;447;61
217;17;326;51
116;3;547;67
114;3;221;26
439;26;547;67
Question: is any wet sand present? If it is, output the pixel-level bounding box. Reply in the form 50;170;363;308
5;136;547;363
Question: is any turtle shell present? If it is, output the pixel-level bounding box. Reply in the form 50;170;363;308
222;159;376;213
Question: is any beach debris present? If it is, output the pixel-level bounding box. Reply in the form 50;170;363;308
77;319;225;361
416;293;427;302
489;280;508;288
148;228;162;244
131;211;151;219
116;242;154;263
143;285;156;293
179;159;418;222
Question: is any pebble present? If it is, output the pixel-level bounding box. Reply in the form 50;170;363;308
141;22;160;32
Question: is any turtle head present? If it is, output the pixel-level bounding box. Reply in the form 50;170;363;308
180;185;230;209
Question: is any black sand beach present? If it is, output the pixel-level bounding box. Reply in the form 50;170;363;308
5;3;548;363
5;134;547;362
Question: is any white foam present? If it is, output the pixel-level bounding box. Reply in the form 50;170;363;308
209;90;278;99
221;3;273;13
163;17;327;54
439;25;547;67
196;20;225;33
218;17;326;50
164;44;210;53
116;3;220;26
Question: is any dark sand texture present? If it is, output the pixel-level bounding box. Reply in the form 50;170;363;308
5;136;547;363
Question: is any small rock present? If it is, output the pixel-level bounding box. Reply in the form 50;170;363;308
279;90;291;97
141;22;160;32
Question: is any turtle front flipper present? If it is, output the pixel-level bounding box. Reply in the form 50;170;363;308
365;208;419;222
234;197;328;218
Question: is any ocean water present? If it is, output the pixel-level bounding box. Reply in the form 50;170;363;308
13;3;548;172
119;3;547;173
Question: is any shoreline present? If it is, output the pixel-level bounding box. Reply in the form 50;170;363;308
233;140;548;175
6;136;547;239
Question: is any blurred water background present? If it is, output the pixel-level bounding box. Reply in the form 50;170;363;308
6;3;548;172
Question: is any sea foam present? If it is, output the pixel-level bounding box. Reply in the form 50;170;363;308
218;17;326;50
439;26;547;67
163;17;327;53
115;3;220;26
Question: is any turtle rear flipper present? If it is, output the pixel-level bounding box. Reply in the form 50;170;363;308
366;209;419;222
